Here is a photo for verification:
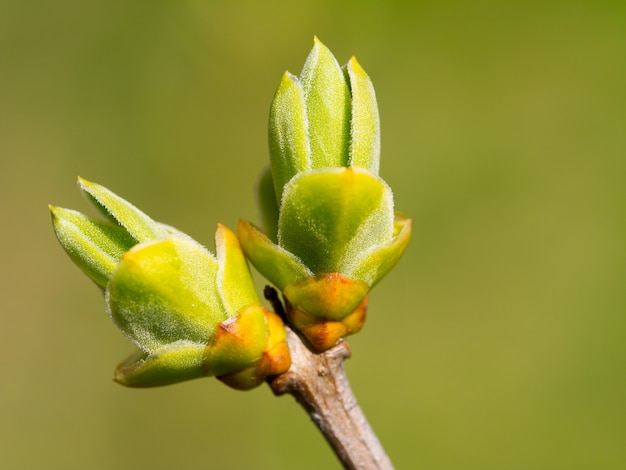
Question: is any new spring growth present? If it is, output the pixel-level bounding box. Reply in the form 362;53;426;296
239;38;412;351
50;178;290;389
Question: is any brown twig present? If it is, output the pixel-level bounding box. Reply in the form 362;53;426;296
267;325;394;469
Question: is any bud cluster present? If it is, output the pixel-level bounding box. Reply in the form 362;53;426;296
50;38;411;389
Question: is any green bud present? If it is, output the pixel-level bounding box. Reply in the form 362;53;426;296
51;179;290;388
244;39;410;351
267;37;380;205
49;206;136;289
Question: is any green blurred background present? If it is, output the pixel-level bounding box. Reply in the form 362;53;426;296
2;1;625;468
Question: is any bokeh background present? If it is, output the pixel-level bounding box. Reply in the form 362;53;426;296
2;1;625;469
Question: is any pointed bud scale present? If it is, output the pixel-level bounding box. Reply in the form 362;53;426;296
216;223;261;317
78;177;168;243
278;168;394;275
202;305;268;378
300;37;351;169
290;295;368;352
238;219;312;291
217;309;291;390
345;56;380;173
284;273;369;323
256;166;280;242
114;342;208;388
350;212;413;287
50;205;136;289
51;180;291;388
106;237;224;351
268;72;309;200
284;273;369;351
